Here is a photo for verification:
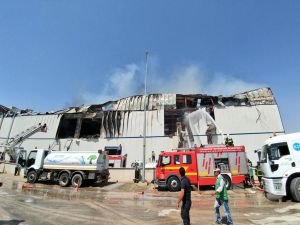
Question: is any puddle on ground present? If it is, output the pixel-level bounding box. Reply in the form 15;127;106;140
158;208;179;217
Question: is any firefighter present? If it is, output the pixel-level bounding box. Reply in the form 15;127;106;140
212;168;233;225
132;161;141;183
152;151;155;162
206;122;216;144
255;162;264;188
177;167;192;225
14;150;24;176
244;160;254;188
14;164;21;176
248;160;255;185
225;136;234;147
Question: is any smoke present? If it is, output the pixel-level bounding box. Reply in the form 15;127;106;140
73;62;264;105
205;73;264;96
149;64;264;96
106;64;142;97
67;64;143;107
151;65;205;94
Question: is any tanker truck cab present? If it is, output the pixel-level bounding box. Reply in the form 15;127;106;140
24;149;49;183
261;133;300;202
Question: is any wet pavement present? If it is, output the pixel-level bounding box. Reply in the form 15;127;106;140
0;174;299;225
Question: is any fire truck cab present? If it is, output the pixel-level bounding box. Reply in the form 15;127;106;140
155;145;248;191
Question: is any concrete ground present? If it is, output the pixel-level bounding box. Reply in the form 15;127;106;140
0;173;299;225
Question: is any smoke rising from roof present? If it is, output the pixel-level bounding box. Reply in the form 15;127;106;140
72;62;264;106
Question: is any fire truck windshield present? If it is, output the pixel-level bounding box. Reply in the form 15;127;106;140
160;155;171;166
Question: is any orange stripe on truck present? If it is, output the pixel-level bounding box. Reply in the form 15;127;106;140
186;172;197;176
164;166;188;170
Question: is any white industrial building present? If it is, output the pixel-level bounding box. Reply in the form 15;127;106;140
0;87;284;167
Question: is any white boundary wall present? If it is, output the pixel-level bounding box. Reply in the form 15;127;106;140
0;163;155;183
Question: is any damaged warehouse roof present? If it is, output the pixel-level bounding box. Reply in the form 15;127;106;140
0;104;10;114
1;87;276;117
0;87;283;165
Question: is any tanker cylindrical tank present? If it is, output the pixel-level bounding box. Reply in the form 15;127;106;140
43;151;108;172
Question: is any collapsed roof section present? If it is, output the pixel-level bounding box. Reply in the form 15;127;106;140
62;87;276;114
0;105;10;114
233;87;276;105
1;87;276;117
0;105;34;116
53;87;277;139
0;87;278;139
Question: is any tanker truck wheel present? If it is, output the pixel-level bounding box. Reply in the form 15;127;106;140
27;170;38;183
290;177;300;202
71;174;83;188
58;172;70;187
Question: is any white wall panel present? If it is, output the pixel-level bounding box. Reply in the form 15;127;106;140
214;105;284;134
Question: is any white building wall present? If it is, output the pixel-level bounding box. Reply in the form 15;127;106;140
0;115;60;140
212;104;284;164
214;105;284;134
0;103;284;167
0;115;60;152
0;117;13;139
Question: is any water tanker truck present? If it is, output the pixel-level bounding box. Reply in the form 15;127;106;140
261;133;300;202
24;149;109;187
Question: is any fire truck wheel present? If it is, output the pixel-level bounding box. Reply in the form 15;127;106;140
71;174;83;188
167;176;181;192
222;174;232;190
290;177;300;202
58;172;70;187
27;170;38;183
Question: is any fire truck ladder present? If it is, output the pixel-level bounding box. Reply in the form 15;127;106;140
0;123;46;160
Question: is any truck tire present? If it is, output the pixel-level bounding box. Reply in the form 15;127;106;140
27;170;38;183
167;176;181;192
222;174;232;190
71;174;83;188
58;172;70;187
290;177;300;202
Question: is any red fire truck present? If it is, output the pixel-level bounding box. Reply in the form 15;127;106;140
155;145;248;191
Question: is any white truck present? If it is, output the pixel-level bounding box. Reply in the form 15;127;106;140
24;149;109;187
261;133;300;202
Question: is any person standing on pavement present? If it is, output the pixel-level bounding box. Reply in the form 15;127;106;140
152;150;156;162
255;162;264;188
248;160;255;186
212;168;233;225
177;167;192;225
